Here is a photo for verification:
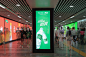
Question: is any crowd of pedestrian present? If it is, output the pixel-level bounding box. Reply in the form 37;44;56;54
16;27;32;48
0;27;32;48
54;27;85;50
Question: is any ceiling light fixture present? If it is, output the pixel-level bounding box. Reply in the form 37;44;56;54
59;16;61;17
63;21;65;22
70;16;74;18
83;16;86;17
16;4;20;6
26;21;28;22
7;15;10;16
70;6;74;7
29;16;31;17
78;19;86;22
18;16;21;18
0;4;5;9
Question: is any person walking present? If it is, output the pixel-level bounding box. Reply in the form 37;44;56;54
54;28;56;44
16;27;20;39
66;27;73;50
16;27;20;44
20;27;24;48
71;27;77;46
59;27;64;49
55;28;59;47
80;28;85;45
26;27;31;43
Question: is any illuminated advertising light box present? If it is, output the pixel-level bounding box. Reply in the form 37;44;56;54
5;18;24;42
5;19;12;42
63;22;78;31
36;11;50;49
63;22;78;37
0;17;4;43
32;8;54;53
0;17;25;43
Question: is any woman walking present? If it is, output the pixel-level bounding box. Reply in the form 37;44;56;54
66;27;73;50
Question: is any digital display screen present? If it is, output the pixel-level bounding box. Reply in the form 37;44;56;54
36;11;50;49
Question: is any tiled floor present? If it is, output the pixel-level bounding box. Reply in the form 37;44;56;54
0;39;85;57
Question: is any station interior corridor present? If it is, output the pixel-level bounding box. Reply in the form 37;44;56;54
0;38;86;57
0;0;86;57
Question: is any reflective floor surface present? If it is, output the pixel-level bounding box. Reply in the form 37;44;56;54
0;39;86;57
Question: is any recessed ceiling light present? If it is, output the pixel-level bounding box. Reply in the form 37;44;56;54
70;16;74;18
63;21;65;22
26;21;28;22
18;16;21;18
59;16;61;17
70;6;74;7
7;15;10;16
0;4;5;9
16;4;20;6
83;16;86;17
29;16;31;17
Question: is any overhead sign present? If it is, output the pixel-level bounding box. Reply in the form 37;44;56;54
5;20;8;23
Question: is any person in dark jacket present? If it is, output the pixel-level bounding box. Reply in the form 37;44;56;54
20;27;27;48
26;27;31;42
26;27;32;47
